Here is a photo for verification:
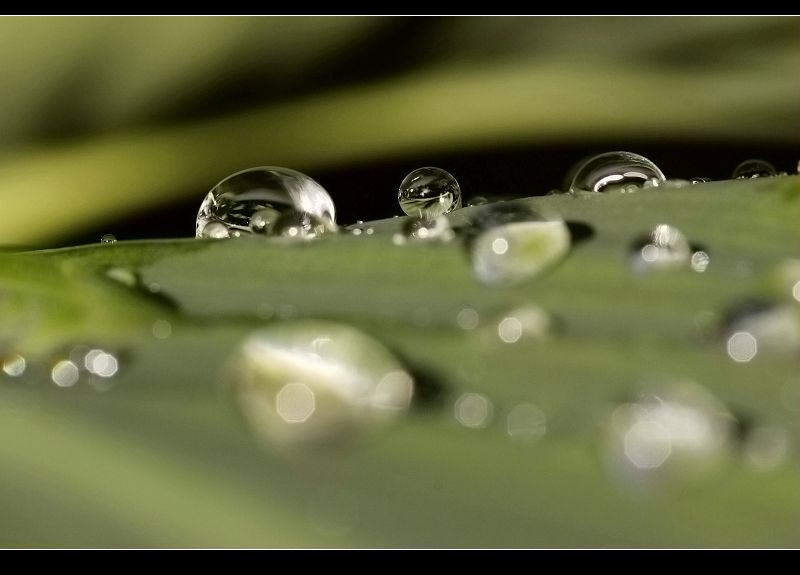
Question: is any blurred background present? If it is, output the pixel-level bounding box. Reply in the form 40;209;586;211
0;16;797;247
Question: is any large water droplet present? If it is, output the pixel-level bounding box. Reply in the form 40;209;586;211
393;215;454;244
629;224;692;272
230;321;414;448
469;205;570;285
398;167;461;218
569;151;665;193
608;380;734;483
196;167;336;238
732;159;777;179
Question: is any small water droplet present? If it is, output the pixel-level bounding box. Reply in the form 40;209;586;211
152;319;172;339
200;221;231;239
470;205;570;285
51;360;80;387
454;393;493;428
690;177;711;184
608;380;734;483
393;215;454;244
732;159;777;179
722;301;800;361
629;224;691;272
230;321;414;448
743;426;789;471
2;354;26;377
196;167;335;238
569;151;665;193
690;250;710;273
105;266;138;288
398;167;461;218
248;207;281;234
467;196;489;207
100;234;117;244
506;403;546;443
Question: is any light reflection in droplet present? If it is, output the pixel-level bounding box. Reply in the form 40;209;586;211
152;319;172;339
491;238;509;255
84;349;119;378
506;403;546;442
744;426;789;471
497;317;523;344
454;393;493;428
276;382;316;423
726;331;758;362
51;360;80;387
624;420;672;469
793;281;800;303
2;354;26;377
456;307;479;330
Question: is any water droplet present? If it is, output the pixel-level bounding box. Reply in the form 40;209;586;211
393;215;454;245
608;380;734;483
272;211;334;240
743;426;789;471
200;221;230;239
469;205;570;285
105;266;138;288
467;196;489;207
398;167;461;218
629;224;691;272
690;177;711;184
569;151;665;193
230;321;414;448
455;307;479;330
495;306;552;344
196;167;335;238
51;360;80;387
722;301;800;361
454;393;493;428
2;354;26;377
690;250;710;273
100;234;117;244
151;319;172;340
732;159;777;179
506;403;546;443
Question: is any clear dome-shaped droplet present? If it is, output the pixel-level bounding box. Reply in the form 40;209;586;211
100;234;117;244
196;167;336;238
393;215;454;244
690;177;711;184
398;167;461;218
732;159;777;179
229;321;414;448
469;204;571;285
628;224;692;272
569;151;665;193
